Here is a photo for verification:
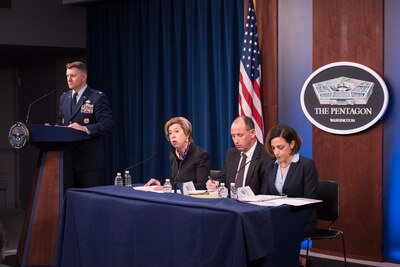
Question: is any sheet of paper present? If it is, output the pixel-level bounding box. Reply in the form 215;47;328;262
278;198;322;206
190;194;219;199
132;185;164;193
182;181;196;195
188;190;208;195
244;197;322;207
246;201;285;207
237;186;255;198
239;195;287;202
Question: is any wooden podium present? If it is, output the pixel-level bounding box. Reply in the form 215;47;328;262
16;124;90;266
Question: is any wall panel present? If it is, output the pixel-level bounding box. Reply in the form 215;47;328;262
312;0;383;261
256;0;278;133
383;0;400;262
277;0;313;157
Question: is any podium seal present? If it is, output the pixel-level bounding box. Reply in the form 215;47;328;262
8;122;30;149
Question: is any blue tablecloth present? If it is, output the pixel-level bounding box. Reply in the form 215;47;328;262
54;186;312;267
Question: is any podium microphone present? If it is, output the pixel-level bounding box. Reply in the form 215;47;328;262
124;151;158;173
25;89;57;124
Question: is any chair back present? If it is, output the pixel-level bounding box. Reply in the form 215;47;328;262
316;180;340;222
210;170;220;180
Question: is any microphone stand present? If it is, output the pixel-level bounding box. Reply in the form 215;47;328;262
124;151;158;173
25;89;57;124
209;156;260;189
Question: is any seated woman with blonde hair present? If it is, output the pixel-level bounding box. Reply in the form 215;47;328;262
145;117;210;190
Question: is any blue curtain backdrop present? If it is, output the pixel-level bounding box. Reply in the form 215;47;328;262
86;0;244;184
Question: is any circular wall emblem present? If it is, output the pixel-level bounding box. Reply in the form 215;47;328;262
8;122;30;149
300;62;389;135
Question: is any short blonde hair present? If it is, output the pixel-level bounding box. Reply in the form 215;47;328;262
164;117;193;143
66;61;87;73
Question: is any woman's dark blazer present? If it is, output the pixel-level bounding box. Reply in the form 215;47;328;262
169;142;210;190
261;155;318;223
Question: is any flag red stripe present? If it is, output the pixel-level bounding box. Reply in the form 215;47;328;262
238;0;264;143
251;80;263;129
239;73;263;129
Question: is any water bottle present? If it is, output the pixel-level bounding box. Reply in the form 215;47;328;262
230;183;237;199
124;170;132;187
218;183;228;198
114;172;123;186
163;179;172;193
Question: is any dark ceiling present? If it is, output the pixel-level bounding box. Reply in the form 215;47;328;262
0;45;86;67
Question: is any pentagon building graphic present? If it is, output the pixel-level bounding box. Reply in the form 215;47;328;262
313;76;374;105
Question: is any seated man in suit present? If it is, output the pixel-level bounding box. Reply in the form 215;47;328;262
206;116;272;195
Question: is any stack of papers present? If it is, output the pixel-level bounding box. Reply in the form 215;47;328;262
190;193;219;199
187;190;208;195
239;195;322;207
133;185;164;193
239;195;287;202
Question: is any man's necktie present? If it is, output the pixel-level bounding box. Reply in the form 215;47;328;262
71;92;78;112
235;153;247;188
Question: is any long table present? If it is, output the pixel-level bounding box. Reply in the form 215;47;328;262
54;186;312;267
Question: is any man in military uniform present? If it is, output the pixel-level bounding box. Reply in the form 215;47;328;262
57;61;113;188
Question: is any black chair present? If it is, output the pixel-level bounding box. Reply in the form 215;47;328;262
304;180;346;266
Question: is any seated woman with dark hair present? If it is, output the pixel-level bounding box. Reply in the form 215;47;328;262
262;125;318;266
262;125;318;236
145;117;210;190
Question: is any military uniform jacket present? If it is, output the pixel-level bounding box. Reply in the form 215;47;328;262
57;86;113;172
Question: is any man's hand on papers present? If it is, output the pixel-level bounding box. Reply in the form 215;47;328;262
206;179;219;191
144;178;161;187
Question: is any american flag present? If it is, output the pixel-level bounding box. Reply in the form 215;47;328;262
238;0;264;143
